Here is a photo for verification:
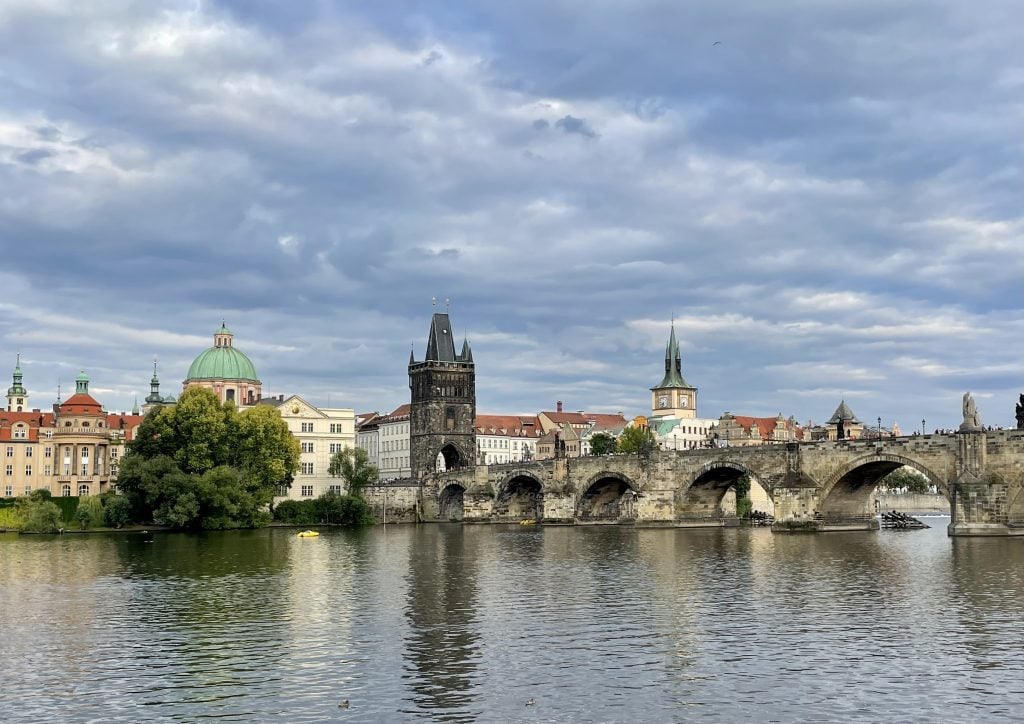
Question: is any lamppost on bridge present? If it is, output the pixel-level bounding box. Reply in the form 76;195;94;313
877;416;882;439
922;419;926;436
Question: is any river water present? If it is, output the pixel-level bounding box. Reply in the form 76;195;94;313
2;519;1023;722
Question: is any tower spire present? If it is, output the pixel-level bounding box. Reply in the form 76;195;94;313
7;353;27;411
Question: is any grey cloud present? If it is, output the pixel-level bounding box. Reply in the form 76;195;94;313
554;115;596;138
14;149;54;165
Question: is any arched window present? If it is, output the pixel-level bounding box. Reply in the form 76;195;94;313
78;484;90;496
61;484;71;496
226;389;236;402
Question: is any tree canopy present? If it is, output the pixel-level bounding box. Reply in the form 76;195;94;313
589;432;617;456
328;446;379;497
617;425;656;456
119;387;300;529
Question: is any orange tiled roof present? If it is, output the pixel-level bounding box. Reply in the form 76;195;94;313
732;415;804;440
59;393;103;414
474;414;543;437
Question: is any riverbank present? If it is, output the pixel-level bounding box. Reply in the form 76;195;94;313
872;492;948;514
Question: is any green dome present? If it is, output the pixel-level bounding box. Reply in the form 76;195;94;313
186;346;259;382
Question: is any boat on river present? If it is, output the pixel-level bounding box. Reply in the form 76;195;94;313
297;530;320;538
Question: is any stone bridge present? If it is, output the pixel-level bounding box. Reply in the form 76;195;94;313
421;429;1024;536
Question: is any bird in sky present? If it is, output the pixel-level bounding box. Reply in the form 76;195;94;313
713;41;722;45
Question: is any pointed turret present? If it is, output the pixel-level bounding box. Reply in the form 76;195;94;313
7;353;28;411
827;400;860;424
460;336;473;363
650;320;697;418
145;358;163;405
409;345;416;365
132;396;140;415
655;322;688;389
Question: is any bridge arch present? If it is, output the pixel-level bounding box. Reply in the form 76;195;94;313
438;483;466;521
577;471;639;522
818;453;948;520
435;442;471;473
677;460;769;520
494;471;544;521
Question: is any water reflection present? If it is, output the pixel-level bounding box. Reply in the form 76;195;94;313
5;519;1024;721
401;524;482;720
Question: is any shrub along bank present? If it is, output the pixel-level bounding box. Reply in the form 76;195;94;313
273;492;375;527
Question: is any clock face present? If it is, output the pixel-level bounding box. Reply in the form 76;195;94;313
680;397;688;408
291;404;300;414
658;395;669;409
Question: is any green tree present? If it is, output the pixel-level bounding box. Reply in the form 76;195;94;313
75;495;104;529
734;475;752;518
231;404;301;499
21;499;63;533
121;389;298;530
617;425;656;457
879;467;930;494
314;491;375;526
328;446;379;497
589;432;617;456
103;495;132;529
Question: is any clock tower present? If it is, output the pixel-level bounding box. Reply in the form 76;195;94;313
650;321;697;419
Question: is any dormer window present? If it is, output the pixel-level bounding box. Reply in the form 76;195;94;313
82;422;90;428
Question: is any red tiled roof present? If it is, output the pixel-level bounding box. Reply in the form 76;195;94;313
59;393;103;414
474;414;543;437
540;411;590;424
732;416;804;440
583;413;628;430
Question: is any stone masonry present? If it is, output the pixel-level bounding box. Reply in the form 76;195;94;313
415;429;1024;536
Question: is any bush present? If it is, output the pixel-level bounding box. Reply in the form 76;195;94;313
273;494;374;526
103;496;132;529
75;496;105;529
274;499;317;525
22;500;64;533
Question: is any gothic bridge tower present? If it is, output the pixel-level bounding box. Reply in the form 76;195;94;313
409;310;476;481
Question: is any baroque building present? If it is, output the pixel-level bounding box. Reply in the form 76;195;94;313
1;365;142;499
409;311;476;479
183;323;262;405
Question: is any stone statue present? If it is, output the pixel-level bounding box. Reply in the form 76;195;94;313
959;391;982;432
1016;393;1024;430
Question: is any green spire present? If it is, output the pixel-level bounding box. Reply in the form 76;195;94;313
656;321;689;389
75;370;89;395
132;396;139;415
7;353;26;396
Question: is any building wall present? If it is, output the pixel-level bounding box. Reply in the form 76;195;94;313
270;396;355;500
379;418;411;480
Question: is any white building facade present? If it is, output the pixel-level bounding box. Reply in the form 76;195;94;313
264;395;356;499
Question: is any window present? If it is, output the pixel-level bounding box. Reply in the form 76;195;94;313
301;422;314;433
301;485;314;497
110;448;118;460
3;485;10;497
329;443;343;454
81;448;89;459
78;484;90;496
5;447;11;458
23;485;31;496
4;465;11;476
44;466;51;477
45;446;52;458
81;464;89;476
12;427;26;440
62;484;71;496
276;485;289;497
301;462;314;475
82;421;90;428
24;465;31;477
301;442;314;453
330;424;342;434
329;485;342;494
26;446;33;458
44;430;53;439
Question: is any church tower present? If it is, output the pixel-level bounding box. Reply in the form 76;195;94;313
409;309;476;480
142;358;166;415
650;321;697;418
7;354;27;412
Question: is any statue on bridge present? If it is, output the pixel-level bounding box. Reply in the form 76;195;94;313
1016;393;1024;430
960;391;982;432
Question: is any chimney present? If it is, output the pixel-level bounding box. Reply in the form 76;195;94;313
557;400;563;413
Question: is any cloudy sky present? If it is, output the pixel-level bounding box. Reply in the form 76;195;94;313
0;0;1021;430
